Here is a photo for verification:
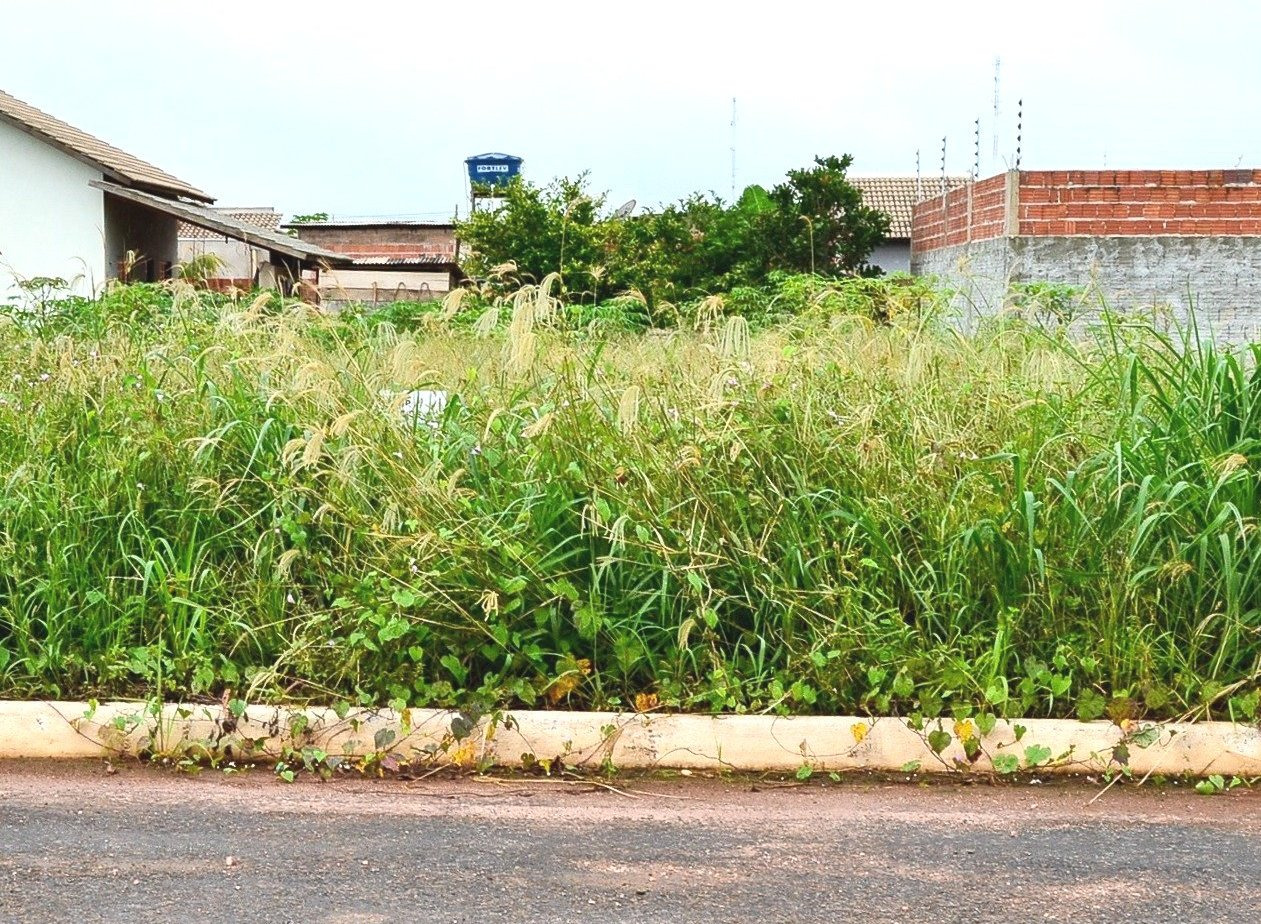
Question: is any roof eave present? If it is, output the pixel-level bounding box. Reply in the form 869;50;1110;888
0;110;215;204
91;180;350;266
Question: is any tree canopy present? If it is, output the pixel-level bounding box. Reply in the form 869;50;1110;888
455;155;891;308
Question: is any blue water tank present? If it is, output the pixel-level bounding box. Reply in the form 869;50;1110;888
465;152;523;190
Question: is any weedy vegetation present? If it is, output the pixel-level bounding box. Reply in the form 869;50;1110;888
1;277;1259;733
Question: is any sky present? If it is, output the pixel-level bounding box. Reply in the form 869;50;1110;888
4;0;1260;220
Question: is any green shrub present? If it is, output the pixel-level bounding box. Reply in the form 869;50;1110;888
1;284;1259;725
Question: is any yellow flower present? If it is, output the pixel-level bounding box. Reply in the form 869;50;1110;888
634;692;660;713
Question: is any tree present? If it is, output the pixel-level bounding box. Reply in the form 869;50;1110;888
456;175;605;290
454;154;893;311
750;155;890;277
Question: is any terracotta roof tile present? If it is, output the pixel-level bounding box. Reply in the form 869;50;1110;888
0;88;211;202
850;175;969;238
179;209;282;240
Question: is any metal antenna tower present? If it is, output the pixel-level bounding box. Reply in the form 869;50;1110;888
730;97;737;200
992;57;1001;170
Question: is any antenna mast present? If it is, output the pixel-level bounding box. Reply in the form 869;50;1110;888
730;97;737;200
992;57;1001;171
915;149;922;199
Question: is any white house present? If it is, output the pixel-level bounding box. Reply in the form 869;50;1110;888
0;88;346;303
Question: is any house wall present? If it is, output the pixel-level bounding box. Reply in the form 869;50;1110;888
103;195;178;282
868;240;910;275
177;237;266;282
0;118;105;299
911;169;1261;341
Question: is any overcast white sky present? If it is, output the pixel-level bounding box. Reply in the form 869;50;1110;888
4;1;1260;219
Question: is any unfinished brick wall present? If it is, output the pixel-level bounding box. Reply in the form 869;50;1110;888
290;223;458;260
1017;170;1261;237
912;169;1261;254
910;174;1010;253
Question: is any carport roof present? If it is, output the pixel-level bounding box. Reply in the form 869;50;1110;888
92;181;351;265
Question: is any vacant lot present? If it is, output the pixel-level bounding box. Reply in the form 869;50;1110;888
1;283;1258;727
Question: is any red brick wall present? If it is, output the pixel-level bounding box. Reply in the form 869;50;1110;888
911;174;1009;254
912;169;1261;253
292;225;458;259
1017;170;1261;236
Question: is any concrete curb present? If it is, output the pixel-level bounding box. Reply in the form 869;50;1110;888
2;700;1259;778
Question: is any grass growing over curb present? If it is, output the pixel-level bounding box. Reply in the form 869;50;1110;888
0;282;1259;725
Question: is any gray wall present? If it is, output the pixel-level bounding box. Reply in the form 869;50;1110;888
912;235;1261;342
178;237;267;282
911;238;1012;330
869;240;911;275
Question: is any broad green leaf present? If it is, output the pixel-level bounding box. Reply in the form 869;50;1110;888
391;588;417;608
373;727;396;751
992;753;1020;775
1023;744;1052;767
378;617;410;643
1077;689;1107;721
927;729;952;754
984;677;1009;706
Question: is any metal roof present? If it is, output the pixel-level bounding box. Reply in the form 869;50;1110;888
0;88;213;203
849;176;969;239
347;255;458;267
283;218;457;229
92;181;350;265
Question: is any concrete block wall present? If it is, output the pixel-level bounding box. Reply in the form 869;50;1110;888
911;238;1012;331
910;169;1261;342
1014;235;1261;343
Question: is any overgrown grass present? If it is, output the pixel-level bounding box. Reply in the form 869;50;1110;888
0;281;1258;725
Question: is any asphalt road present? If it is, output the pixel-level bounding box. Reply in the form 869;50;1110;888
1;761;1259;923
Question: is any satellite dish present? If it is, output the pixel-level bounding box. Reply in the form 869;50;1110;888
611;199;637;220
